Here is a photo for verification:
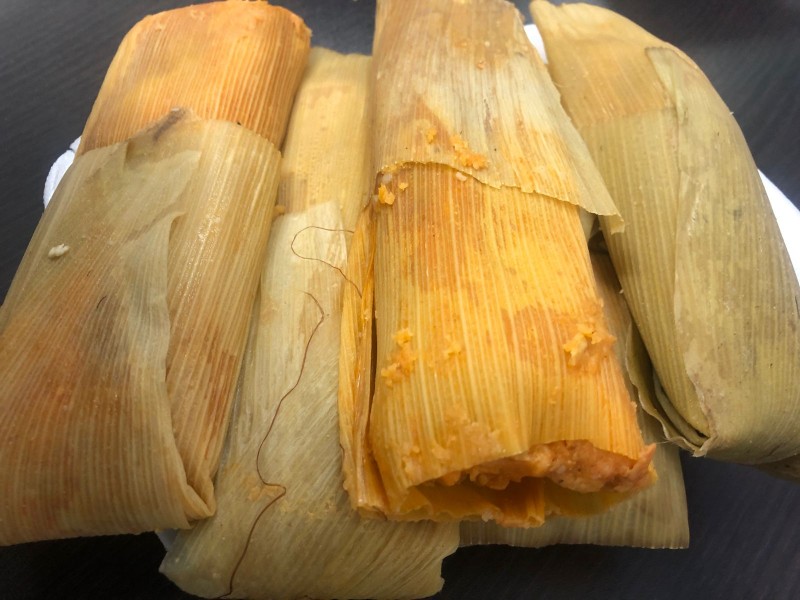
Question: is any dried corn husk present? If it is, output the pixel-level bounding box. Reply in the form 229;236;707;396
339;0;655;528
161;50;458;600
78;1;310;154
275;49;374;230
7;1;308;535
532;1;800;464
462;252;689;548
372;0;621;230
0;113;281;545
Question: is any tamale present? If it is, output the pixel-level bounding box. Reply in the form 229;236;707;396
0;113;281;545
532;1;800;464
0;2;309;545
462;252;689;548
87;1;307;516
79;1;310;153
160;50;459;600
339;0;655;528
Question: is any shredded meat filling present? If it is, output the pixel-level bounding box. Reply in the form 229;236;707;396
435;440;655;494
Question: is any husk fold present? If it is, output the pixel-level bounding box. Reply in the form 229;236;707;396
372;0;621;229
532;0;800;464
161;49;458;600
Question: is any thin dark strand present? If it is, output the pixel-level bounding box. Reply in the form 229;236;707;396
217;292;326;599
215;486;287;600
255;291;325;482
290;225;362;298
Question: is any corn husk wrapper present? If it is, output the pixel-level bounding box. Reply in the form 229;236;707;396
339;0;655;528
161;50;458;600
9;0;309;534
78;1;310;154
462;252;689;548
532;1;800;464
372;0;621;230
272;50;374;231
0;114;281;545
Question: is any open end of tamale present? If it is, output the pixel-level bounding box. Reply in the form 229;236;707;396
446;439;654;494
461;250;689;549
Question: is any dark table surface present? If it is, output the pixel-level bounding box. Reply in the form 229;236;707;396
1;1;799;599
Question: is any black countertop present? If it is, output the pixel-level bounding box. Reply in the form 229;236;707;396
1;1;799;599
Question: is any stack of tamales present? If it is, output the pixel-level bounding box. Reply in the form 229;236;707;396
0;1;309;545
8;0;800;595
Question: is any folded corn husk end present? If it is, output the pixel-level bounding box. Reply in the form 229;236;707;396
648;44;800;463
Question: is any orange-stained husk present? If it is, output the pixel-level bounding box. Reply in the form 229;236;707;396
78;0;310;153
338;0;654;528
351;162;654;526
461;251;689;547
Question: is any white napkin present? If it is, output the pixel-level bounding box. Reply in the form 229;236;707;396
43;137;80;208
